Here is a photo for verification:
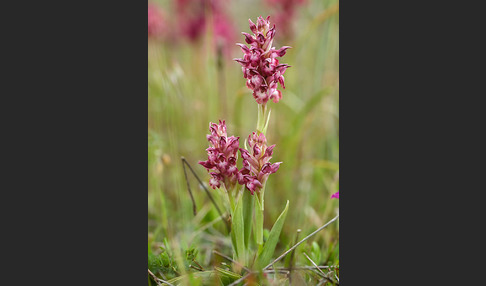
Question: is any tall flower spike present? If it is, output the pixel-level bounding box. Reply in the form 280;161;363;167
199;120;240;190
238;132;282;194
234;16;291;105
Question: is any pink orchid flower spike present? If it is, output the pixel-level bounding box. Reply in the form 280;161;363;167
237;132;282;194
234;16;291;105
199;120;240;190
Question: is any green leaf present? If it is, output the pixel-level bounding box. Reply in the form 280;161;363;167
311;241;321;265
255;200;290;270
232;195;246;264
231;226;237;256
242;190;254;249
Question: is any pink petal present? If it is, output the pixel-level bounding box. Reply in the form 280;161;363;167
248;19;257;34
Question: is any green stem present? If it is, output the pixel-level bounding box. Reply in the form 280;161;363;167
256;104;266;134
255;104;270;248
260;183;266;211
254;104;273;258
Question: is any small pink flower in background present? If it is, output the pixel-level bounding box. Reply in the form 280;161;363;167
175;0;236;54
148;3;166;40
238;132;282;194
264;0;307;40
331;191;339;199
175;0;206;41
234;16;291;105
211;11;237;56
199;120;240;190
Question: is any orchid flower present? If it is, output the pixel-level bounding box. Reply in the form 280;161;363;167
199;120;240;190
238;132;282;194
234;16;291;105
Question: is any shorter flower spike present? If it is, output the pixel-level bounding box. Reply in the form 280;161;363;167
238;132;281;194
199;120;240;190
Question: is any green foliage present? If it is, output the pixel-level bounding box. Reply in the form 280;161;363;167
148;246;200;282
310;241;322;265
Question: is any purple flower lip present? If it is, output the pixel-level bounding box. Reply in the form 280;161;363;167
331;191;339;199
234;16;291;105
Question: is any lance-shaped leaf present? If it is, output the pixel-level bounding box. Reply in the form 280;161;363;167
242;189;254;249
255;200;289;270
231;195;246;264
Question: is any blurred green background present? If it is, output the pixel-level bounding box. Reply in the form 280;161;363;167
148;0;339;282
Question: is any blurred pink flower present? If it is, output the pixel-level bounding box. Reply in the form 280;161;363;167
148;3;166;39
175;0;236;53
175;0;206;41
234;16;291;105
211;10;237;56
238;132;282;194
199;120;240;190
264;0;307;40
331;191;339;199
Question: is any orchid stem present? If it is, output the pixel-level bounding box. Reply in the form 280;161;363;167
256;104;267;135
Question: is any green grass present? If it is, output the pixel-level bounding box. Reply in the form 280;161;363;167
148;0;339;284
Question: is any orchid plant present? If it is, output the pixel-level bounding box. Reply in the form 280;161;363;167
199;16;292;270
